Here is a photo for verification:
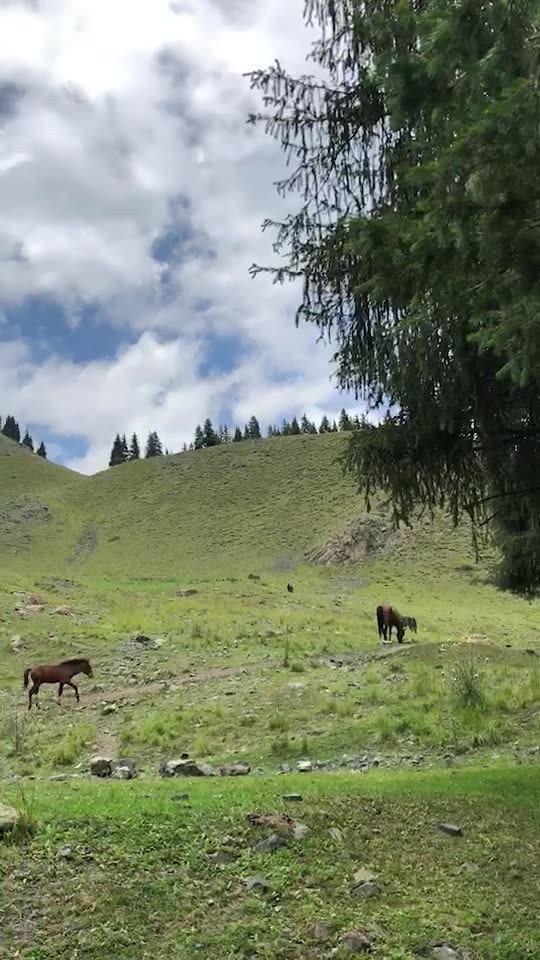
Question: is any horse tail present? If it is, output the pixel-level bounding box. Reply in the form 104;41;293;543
23;668;32;689
376;606;384;638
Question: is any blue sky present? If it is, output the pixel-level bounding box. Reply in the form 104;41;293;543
0;0;366;473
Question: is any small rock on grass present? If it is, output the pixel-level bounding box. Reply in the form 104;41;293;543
90;756;112;778
283;793;303;802
245;875;270;891
0;804;19;834
254;833;288;853
171;792;189;802
353;880;380;899
353;868;378;885
437;823;463;838
341;930;373;953
297;760;313;773
57;845;73;859
208;850;235;864
310;922;331;943
421;942;472;960
220;763;250;777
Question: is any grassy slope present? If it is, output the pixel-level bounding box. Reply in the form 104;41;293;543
0;434;82;500
1;433;540;958
2;767;540;959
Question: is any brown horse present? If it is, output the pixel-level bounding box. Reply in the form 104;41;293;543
376;605;417;644
23;658;93;711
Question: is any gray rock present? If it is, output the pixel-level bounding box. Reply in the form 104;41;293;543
297;760;313;773
245;875;270;891
11;634;22;651
292;822;310;840
176;589;198;597
111;759;136;779
311;922;331;943
101;703;118;716
48;774;69;782
283;793;303;802
111;766;132;781
220;763;250;777
341;930;373;953
422;942;472;960
254;833;288;853
353;880;380;898
90;756;112;778
171;792;189;802
0;803;19;834
160;758;217;778
437;823;463;838
57;844;73;859
209;850;235;864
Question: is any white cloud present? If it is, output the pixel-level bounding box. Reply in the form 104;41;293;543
0;0;368;472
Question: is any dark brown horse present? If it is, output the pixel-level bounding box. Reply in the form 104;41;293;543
23;658;93;710
376;605;417;644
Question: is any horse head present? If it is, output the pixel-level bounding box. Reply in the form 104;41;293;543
81;659;93;677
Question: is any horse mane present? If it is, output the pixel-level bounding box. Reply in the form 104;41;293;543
60;657;89;667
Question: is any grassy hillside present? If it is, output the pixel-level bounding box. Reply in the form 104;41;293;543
1;432;539;959
0;433;383;576
0;433;82;500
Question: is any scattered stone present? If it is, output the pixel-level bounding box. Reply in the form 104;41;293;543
329;827;343;842
52;606;75;617
0;803;19;834
297;760;313;773
248;574;260;581
26;593;44;606
245;876;270;892
341;930;373;953
288;682;305;690
209;850;235;864
57;844;73;859
459;861;480;876
220;763;250;777
283;793;303;802
437;823;463;838
311;922;331;943
176;589;198;597
255;833;288;853
131;634;158;649
525;648;538;657
11;635;23;651
101;703;118;716
353;880;380;899
90;756;112;778
353;869;378;886
160;759;217;778
420;942;472;960
111;765;132;781
292;822;310;840
171;792;189;802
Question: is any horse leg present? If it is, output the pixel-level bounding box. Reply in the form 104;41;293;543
398;624;404;644
67;681;80;703
28;683;40;710
57;682;64;705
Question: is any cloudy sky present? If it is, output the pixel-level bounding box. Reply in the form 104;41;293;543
0;0;364;474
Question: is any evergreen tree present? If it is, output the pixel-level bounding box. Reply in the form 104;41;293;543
36;441;47;459
290;416;301;435
203;418;220;447
220;424;231;444
319;415;331;433
2;415;20;443
233;426;243;442
120;434;129;462
339;409;352;431
109;434;123;467
22;430;34;452
282;419;291;436
267;425;274;437
331;420;338;433
249;0;540;594
129;433;140;460
247;415;261;439
182;442;188;453
145;430;163;458
243;424;250;440
194;425;205;450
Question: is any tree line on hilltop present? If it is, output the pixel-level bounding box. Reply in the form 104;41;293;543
108;409;362;466
0;414;47;458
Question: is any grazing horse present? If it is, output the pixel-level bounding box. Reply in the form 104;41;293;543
376;605;417;644
23;658;93;711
